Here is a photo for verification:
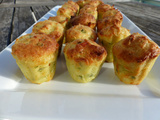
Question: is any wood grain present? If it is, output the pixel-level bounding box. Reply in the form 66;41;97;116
0;8;14;51
11;7;35;41
31;6;50;20
0;0;65;8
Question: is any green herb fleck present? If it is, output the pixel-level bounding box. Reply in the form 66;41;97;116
131;76;136;79
38;67;45;72
81;29;86;33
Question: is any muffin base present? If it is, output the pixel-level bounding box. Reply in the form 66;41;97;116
65;58;104;83
113;56;158;85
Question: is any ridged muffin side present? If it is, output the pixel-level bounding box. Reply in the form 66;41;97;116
63;39;107;83
12;33;59;84
113;33;160;85
98;25;130;62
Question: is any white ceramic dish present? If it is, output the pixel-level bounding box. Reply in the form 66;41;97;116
0;6;160;120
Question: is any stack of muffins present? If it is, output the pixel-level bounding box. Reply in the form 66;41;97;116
97;3;131;62
12;1;79;84
12;0;160;85
64;0;107;83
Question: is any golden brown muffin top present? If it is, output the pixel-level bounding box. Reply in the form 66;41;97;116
97;3;113;13
76;0;103;8
70;13;96;29
113;33;160;63
97;15;123;31
64;39;107;65
98;25;130;43
101;8;123;19
76;0;85;8
84;0;103;7
79;5;98;20
32;20;64;42
62;1;79;14
12;33;59;61
66;24;97;43
57;7;75;18
48;15;69;28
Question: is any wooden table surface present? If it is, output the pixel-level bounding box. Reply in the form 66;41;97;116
0;0;160;52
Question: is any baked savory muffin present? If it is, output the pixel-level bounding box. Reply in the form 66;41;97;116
12;33;59;84
85;0;103;7
70;13;96;29
98;25;130;62
64;39;107;83
32;20;64;55
112;33;160;85
97;3;113;20
76;0;103;8
97;15;123;32
62;1;80;15
101;7;123;20
79;5;98;20
57;6;75;19
65;24;97;43
48;15;69;30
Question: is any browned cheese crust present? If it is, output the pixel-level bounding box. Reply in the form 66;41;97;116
112;33;160;84
101;8;123;20
64;39;107;65
76;0;103;8
97;3;113;13
97;3;114;19
113;33;160;63
32;20;64;42
97;15;123;31
79;5;98;20
12;33;59;62
98;25;130;62
98;25;130;43
70;13;96;29
62;1;80;15
57;7;75;19
65;24;97;43
84;0;103;7
48;15;69;28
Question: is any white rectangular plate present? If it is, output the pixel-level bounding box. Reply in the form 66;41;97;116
0;6;160;120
